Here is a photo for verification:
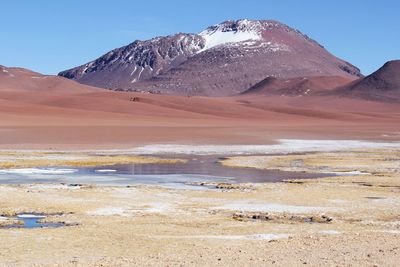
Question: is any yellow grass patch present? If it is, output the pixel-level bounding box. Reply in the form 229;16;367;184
220;149;400;175
0;152;186;168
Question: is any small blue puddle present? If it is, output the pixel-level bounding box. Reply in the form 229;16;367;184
2;214;64;229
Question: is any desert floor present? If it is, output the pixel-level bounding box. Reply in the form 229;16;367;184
1;67;400;149
0;147;399;266
1;69;400;266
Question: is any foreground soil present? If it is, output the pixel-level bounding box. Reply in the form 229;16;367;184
0;148;399;266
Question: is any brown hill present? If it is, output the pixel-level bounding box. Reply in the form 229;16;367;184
242;76;355;96
334;60;400;102
1;65;399;149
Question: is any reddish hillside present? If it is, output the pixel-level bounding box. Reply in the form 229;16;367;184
0;65;93;94
1;65;399;149
242;76;355;96
333;60;400;102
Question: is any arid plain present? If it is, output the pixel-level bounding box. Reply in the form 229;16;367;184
0;64;400;266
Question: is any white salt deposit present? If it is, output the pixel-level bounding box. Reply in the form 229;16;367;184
145;202;174;213
319;230;341;235
376;230;400;234
331;170;371;176
0;168;78;175
191;233;289;240
154;233;289;241
216;201;341;213
131;139;400;155
95;169;117;173
88;207;128;216
89;202;174;216
27;184;73;190
17;214;46;219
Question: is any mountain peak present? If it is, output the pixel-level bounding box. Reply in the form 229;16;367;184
379;60;400;73
202;19;286;32
201;19;265;34
198;19;266;51
59;19;362;96
352;59;400;92
197;19;315;53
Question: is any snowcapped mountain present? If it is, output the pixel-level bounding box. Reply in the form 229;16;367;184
59;19;362;96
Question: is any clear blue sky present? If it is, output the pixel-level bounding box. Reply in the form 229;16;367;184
1;0;399;75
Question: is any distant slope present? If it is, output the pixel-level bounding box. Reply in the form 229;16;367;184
59;19;361;96
333;60;400;102
0;65;93;94
241;76;355;96
1;65;400;148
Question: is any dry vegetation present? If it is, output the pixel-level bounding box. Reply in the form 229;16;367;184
0;148;399;265
220;149;400;175
0;151;186;168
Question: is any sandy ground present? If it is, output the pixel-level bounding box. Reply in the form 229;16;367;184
1;67;400;266
0;147;399;266
1;66;400;149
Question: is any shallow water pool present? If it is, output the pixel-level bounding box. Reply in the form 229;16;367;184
0;155;327;189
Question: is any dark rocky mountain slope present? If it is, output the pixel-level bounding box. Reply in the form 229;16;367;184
59;19;362;96
333;60;400;102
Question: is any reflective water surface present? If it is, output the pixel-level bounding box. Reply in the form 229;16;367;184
0;155;327;189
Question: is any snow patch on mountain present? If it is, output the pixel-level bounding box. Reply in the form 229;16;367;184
199;28;262;51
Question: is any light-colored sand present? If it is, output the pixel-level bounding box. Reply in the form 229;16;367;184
0;147;399;266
